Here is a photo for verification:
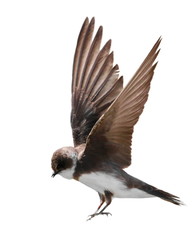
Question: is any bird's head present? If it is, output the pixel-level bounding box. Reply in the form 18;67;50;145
51;147;77;179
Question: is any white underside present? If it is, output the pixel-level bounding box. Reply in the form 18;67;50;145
79;172;153;198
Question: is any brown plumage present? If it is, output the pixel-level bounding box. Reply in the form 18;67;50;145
51;17;183;220
83;38;160;169
71;17;123;146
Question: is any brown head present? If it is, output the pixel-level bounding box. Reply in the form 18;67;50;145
51;147;78;178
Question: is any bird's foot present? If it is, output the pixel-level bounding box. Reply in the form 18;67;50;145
87;212;112;221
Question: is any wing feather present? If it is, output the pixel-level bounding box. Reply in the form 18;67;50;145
71;18;123;146
83;38;161;168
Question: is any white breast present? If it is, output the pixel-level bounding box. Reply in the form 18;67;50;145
79;172;153;198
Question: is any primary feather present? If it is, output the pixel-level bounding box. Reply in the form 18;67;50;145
83;38;161;169
71;17;123;146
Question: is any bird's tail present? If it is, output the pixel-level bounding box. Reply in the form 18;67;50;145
140;184;183;205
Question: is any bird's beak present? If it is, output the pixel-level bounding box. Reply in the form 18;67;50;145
52;172;58;178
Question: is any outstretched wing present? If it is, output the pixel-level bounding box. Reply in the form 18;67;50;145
82;38;161;169
71;17;123;146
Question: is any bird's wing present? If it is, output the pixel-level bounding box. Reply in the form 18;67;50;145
71;17;123;146
82;38;161;169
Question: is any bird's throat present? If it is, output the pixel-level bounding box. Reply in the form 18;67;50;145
59;164;76;179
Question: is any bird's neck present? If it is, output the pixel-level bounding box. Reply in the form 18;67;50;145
59;165;76;179
58;144;85;180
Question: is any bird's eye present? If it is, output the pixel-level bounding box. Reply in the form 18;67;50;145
57;160;65;170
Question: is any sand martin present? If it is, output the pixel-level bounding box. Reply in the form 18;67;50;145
51;17;182;220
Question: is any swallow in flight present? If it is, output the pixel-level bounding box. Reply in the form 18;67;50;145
52;17;182;220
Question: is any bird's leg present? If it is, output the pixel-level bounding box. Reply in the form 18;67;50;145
87;193;105;221
87;191;112;221
95;193;106;213
96;191;112;217
96;201;112;216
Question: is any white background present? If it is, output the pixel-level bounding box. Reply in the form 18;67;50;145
1;0;194;239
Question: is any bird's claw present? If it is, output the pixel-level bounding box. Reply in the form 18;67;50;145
87;212;112;221
100;212;112;217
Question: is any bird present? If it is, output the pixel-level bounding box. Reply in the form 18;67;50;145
51;17;182;220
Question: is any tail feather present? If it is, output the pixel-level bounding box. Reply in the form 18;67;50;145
150;188;183;205
140;184;183;205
